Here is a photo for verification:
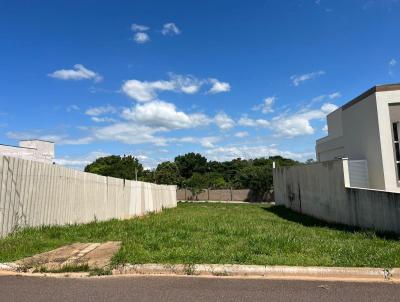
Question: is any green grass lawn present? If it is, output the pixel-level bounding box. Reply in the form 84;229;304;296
1;202;400;268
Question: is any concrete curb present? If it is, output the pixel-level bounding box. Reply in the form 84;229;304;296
1;263;399;281
112;264;400;281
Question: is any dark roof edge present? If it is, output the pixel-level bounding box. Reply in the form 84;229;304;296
342;83;400;110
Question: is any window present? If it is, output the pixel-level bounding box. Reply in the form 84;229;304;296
393;122;400;180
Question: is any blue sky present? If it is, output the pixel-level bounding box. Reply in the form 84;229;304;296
0;0;399;169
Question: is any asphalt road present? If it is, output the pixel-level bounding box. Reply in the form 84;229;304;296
1;275;400;302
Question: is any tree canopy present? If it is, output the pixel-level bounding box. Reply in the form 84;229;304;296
84;153;299;197
84;155;143;180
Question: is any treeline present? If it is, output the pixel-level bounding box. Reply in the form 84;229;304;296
84;153;299;196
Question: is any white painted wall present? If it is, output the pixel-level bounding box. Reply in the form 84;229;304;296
0;155;177;238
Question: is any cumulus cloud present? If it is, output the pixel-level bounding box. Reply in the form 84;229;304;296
178;136;220;148
238;116;270;128
134;32;150;44
131;23;149;32
214;112;235;130
85;105;117;116
168;73;204;94
6;131;94;145
161;23;181;35
122;74;230;102
290;70;325;86
121;101;211;130
208;79;231;94
252;96;275;113
93;122;168;146
55;151;109;170
90;116;116;123
122;79;175;102
48;64;102;82
234;131;249;138
238;102;338;137
270;103;338;137
205;145;314;162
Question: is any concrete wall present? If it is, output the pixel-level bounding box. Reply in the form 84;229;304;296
376;90;400;192
0;156;177;238
0;140;55;164
342;93;384;190
316;88;400;193
273;160;400;234
176;188;273;202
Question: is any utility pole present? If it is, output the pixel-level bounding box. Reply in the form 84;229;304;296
135;168;138;181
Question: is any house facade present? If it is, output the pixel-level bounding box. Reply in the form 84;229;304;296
0;139;55;164
316;84;400;192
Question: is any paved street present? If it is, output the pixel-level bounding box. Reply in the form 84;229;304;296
1;275;400;302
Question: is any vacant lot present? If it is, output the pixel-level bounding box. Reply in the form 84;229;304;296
1;203;399;267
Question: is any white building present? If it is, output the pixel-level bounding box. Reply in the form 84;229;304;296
316;83;400;192
0;139;55;164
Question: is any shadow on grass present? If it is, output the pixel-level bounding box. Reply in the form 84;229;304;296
264;205;400;241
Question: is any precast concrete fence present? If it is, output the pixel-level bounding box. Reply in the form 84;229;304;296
0;156;177;238
273;159;400;234
177;188;274;202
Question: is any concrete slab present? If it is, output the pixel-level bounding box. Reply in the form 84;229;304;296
15;241;121;271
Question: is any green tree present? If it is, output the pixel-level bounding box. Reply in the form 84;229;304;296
174;153;208;178
183;173;207;200
203;172;227;189
154;161;181;185
139;169;155;183
234;165;273;194
84;155;144;180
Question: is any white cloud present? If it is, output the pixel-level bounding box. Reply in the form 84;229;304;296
122;101;211;130
234;131;249;138
122;74;229;102
252;96;275;113
179;136;220;148
55;151;109;170
161;23;181;35
205;145;314;162
237;102;338;138
208;78;231;94
85;105;117;116
214;112;235;130
168;73;204;94
93;122;167;146
48;64;102;82
238;116;270;127
390;58;397;66
131;23;149;32
271;103;338;137
328;92;341;99
322;124;328;132
91;116;116;123
134;32;150;44
6;131;93;145
122;79;175;102
290;70;325;86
